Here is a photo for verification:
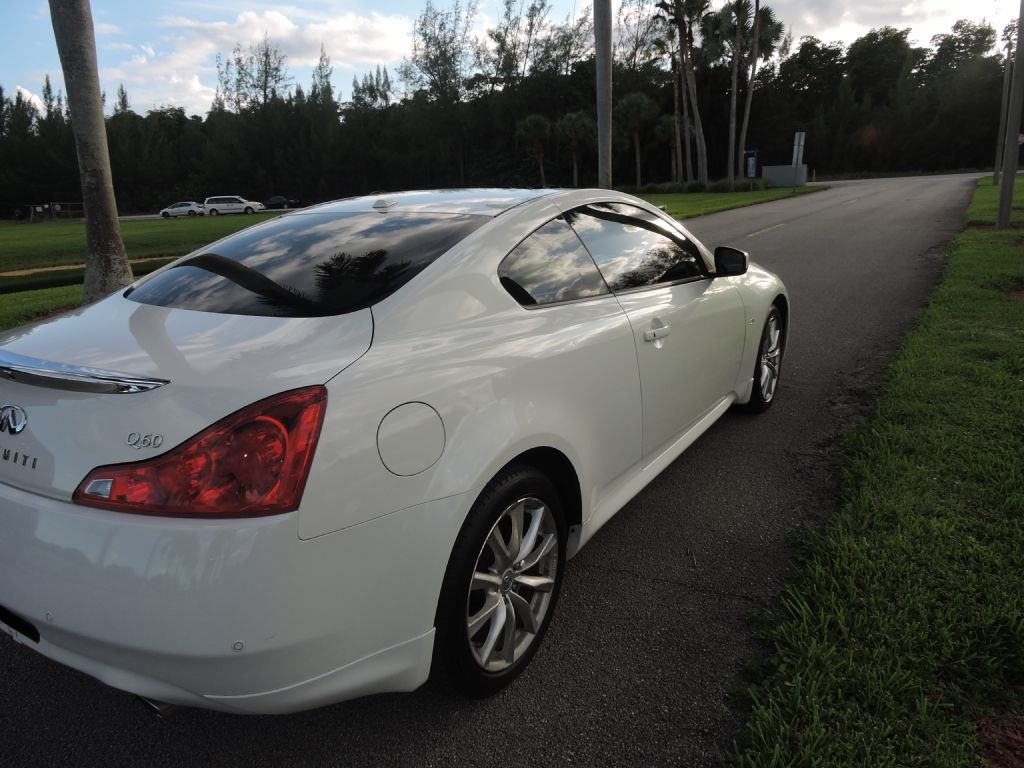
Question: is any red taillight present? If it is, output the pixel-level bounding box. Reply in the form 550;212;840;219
73;386;327;517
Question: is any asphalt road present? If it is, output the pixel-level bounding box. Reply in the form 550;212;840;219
1;174;978;767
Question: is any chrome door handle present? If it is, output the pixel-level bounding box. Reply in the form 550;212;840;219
643;325;671;342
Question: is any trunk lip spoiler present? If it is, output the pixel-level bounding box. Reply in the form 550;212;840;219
0;349;169;394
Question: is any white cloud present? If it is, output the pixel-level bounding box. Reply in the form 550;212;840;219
95;23;123;35
157;10;413;68
15;85;45;112
768;0;1010;48
95;9;414;114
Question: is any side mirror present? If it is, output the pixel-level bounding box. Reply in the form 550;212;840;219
714;246;749;276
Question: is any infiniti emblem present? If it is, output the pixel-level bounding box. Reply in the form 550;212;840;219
0;404;27;435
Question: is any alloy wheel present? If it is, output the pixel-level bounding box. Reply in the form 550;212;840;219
465;496;559;672
759;313;782;403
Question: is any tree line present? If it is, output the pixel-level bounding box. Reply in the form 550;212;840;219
0;0;1013;216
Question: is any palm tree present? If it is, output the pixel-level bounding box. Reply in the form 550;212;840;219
556;111;596;187
49;0;133;304
594;0;613;187
702;2;781;185
516;114;551;187
654;27;687;183
655;114;680;183
617;92;659;188
700;5;741;186
736;3;784;179
658;0;710;184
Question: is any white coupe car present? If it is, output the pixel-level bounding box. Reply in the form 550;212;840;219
0;189;787;714
159;201;205;218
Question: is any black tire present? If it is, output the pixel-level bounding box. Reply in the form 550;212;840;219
244;206;254;215
435;465;567;697
209;208;219;216
187;210;196;216
744;304;785;413
161;211;170;219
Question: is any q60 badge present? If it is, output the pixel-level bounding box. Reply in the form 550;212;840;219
126;432;164;450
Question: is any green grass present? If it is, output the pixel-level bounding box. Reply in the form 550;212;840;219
730;178;1024;766
0;257;173;295
0;284;84;331
0;212;283;273
641;185;824;219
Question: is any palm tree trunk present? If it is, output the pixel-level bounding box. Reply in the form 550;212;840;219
727;1;742;188
594;0;613;188
572;148;579;187
672;53;684;184
49;0;133;305
681;62;694;182
680;21;708;185
538;150;546;187
634;127;642;187
737;0;761;180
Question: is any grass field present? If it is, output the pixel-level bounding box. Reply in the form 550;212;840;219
0;212;283;273
730;178;1024;766
0;257;173;295
0;284;84;332
642;185;823;219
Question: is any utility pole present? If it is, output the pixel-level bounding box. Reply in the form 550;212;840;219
594;0;613;189
998;0;1024;229
994;42;1013;185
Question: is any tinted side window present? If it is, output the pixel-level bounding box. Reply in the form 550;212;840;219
127;211;487;317
498;217;609;306
566;203;704;291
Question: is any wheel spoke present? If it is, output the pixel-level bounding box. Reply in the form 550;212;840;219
500;596;517;663
468;592;502;637
508;591;539;634
477;596;507;664
519;532;556;571
516;504;545;563
515;574;555;593
766;319;781;353
487;525;513;570
472;571;502;591
507;501;525;565
761;359;778;399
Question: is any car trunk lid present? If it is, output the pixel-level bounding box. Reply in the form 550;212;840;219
0;294;371;500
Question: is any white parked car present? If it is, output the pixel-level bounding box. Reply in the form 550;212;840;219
159;201;205;218
0;189;787;714
203;195;265;216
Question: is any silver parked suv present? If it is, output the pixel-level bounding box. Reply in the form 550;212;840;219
203;195;266;215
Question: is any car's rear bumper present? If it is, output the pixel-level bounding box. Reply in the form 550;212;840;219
0;481;466;713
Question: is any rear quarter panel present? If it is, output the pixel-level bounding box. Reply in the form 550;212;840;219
297;203;644;540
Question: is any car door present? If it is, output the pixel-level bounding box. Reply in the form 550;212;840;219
496;214;644;499
565;202;746;464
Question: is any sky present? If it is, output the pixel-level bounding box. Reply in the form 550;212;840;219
0;0;1015;117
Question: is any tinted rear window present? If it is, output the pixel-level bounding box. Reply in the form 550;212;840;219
127;211;487;317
